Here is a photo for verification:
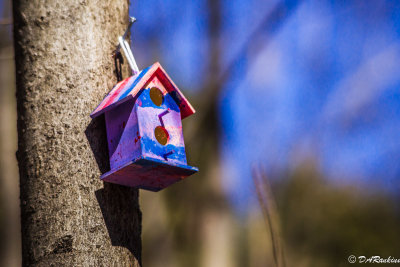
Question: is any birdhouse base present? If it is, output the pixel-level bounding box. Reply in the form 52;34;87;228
100;157;198;191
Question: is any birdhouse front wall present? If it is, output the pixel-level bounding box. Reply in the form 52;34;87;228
136;79;188;166
105;99;141;170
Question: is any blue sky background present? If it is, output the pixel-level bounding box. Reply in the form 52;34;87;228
129;0;400;212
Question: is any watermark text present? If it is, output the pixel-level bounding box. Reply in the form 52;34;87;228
348;255;400;264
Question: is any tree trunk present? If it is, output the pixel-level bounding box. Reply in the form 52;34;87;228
13;1;141;266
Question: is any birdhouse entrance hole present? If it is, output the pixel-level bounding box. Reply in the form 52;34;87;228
150;87;164;106
155;126;169;145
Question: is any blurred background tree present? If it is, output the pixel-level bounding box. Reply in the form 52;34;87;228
0;0;19;266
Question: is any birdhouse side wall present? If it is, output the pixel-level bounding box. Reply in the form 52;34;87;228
136;87;188;165
105;99;141;170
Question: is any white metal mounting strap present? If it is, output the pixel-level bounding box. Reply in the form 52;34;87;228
116;17;139;75
118;36;139;75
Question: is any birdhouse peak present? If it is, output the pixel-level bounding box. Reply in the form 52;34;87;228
90;62;195;119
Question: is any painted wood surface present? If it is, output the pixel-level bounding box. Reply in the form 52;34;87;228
101;157;198;192
93;63;198;191
137;86;187;166
105;99;141;170
90;62;195;120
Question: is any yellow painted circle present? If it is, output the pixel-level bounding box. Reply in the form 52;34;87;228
150;87;164;106
154;126;169;145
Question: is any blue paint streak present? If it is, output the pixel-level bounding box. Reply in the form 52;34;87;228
138;88;180;112
117;65;152;102
140;136;187;164
169;90;183;105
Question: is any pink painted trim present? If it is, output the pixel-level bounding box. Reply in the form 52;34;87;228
90;62;196;119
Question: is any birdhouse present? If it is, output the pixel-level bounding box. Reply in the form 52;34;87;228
90;62;198;191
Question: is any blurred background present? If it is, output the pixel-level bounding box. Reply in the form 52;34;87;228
2;0;400;266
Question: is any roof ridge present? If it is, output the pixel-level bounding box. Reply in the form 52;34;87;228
90;62;195;119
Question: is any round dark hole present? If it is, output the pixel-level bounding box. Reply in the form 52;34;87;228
154;126;169;145
150;87;164;106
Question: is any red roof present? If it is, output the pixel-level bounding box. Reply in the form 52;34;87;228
90;62;195;119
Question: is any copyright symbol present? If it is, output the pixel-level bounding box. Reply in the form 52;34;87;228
348;255;357;263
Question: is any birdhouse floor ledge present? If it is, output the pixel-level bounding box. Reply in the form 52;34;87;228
100;157;198;192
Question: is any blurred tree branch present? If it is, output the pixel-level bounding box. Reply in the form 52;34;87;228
253;165;286;267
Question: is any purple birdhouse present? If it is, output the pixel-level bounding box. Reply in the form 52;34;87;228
90;62;198;191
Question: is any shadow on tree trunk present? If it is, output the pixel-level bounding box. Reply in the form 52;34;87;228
95;184;142;265
86;109;142;265
85;115;110;174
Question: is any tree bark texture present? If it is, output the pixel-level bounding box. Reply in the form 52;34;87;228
13;1;141;266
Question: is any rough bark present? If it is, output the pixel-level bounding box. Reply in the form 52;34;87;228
13;1;141;266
